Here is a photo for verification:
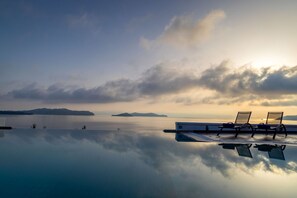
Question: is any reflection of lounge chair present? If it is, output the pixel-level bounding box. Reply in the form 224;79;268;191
219;143;253;158
217;112;253;137
175;133;198;142
251;112;287;139
254;144;286;160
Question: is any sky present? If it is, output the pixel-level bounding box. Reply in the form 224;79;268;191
1;0;297;117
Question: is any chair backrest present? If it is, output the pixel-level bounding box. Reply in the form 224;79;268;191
268;146;285;160
266;112;283;125
234;111;252;124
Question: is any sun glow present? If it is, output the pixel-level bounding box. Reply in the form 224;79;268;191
251;57;286;67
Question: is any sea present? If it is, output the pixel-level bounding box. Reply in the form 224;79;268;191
0;114;297;198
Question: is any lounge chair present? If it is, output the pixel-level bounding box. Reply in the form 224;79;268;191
217;111;253;137
254;144;286;160
219;143;253;158
251;112;287;139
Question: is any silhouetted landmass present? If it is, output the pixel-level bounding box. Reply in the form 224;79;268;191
0;108;94;116
112;113;134;117
0;126;12;130
284;115;297;120
0;111;32;115
112;112;167;117
131;112;167;117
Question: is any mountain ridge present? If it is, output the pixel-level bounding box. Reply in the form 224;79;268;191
112;112;167;117
0;108;94;116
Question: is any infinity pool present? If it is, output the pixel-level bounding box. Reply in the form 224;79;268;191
0;115;297;197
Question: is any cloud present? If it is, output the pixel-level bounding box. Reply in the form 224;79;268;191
198;63;297;96
192;62;297;105
260;99;297;106
141;10;225;49
7;64;199;104
9;80;138;103
4;61;297;106
137;65;198;95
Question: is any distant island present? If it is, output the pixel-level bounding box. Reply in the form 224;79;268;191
284;115;297;120
0;108;94;116
112;112;167;117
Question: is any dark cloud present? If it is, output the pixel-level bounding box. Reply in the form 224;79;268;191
198;61;259;95
7;65;199;103
9;79;139;103
199;63;297;96
195;62;297;105
4;61;297;105
137;65;198;95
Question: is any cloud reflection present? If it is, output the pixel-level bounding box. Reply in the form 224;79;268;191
2;128;297;197
4;128;297;178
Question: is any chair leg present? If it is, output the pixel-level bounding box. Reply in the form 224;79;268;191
251;129;256;137
235;128;239;138
217;128;223;136
283;125;287;137
273;132;276;139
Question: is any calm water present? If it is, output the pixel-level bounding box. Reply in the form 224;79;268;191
1;115;297;198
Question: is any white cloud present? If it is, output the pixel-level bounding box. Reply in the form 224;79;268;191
140;10;225;49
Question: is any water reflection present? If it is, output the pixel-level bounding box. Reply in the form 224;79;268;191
0;129;177;197
176;132;289;161
1;121;297;197
219;144;253;158
218;143;287;160
175;133;297;177
254;144;286;160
